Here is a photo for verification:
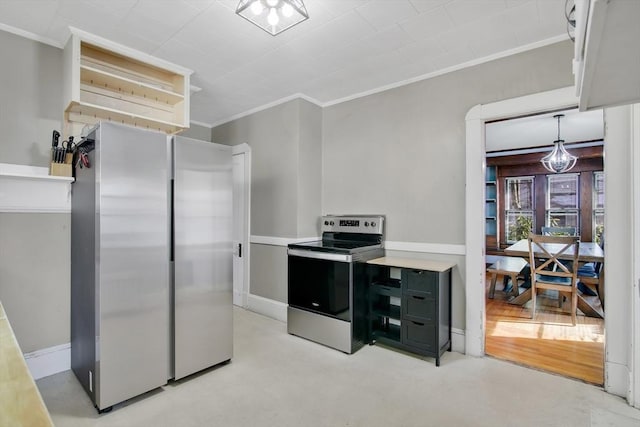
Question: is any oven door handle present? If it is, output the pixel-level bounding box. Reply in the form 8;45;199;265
288;249;352;263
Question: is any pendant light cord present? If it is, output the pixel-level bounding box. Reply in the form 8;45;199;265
554;114;564;142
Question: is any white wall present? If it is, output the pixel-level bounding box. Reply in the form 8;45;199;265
602;105;635;396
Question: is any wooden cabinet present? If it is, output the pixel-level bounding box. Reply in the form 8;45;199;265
63;28;192;136
367;257;454;366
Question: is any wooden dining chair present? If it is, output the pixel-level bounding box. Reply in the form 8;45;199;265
527;233;580;325
540;226;581;305
577;232;605;310
541;226;577;236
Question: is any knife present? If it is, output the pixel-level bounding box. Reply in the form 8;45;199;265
51;130;60;163
52;130;60;147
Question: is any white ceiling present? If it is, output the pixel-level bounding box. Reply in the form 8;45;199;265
0;0;569;126
486;108;604;153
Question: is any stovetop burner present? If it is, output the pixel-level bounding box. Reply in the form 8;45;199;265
288;239;381;254
288;215;385;255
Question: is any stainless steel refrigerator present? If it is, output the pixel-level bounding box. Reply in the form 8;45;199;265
70;122;233;412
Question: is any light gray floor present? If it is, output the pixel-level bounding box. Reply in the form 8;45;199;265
38;307;640;427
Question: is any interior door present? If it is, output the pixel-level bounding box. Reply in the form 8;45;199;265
233;153;246;307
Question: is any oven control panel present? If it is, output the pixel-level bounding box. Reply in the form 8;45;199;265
321;215;384;235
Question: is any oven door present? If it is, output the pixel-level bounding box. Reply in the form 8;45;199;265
288;249;352;321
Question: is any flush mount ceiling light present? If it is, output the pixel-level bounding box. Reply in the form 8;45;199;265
236;0;309;36
541;114;578;173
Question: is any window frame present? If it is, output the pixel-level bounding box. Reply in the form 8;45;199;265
504;176;535;243
545;173;580;231
593;171;605;243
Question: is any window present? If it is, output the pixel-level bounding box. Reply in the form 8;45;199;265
546;173;579;230
593;171;604;243
505;176;534;243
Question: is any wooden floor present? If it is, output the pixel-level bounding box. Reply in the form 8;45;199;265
485;275;604;385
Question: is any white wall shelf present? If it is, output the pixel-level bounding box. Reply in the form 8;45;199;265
0;164;73;213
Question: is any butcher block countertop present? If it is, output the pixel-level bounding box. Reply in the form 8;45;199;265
0;302;54;427
367;257;456;272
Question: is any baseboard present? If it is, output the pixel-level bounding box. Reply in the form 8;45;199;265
451;328;465;353
605;361;630;398
246;294;287;322
24;343;70;380
233;290;248;308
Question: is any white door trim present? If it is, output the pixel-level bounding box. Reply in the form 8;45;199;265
631;104;640;408
464;86;578;357
466;86;638;403
232;143;251;308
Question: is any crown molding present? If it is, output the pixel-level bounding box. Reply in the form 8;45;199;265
207;34;569;128
0;23;63;48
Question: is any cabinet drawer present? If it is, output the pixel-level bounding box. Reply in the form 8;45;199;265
403;294;435;321
402;269;438;296
402;320;436;351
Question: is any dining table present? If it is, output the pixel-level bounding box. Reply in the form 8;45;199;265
503;239;604;319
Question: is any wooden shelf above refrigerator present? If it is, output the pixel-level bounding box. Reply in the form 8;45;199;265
63;27;192;136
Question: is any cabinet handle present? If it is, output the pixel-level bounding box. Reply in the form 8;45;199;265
412;296;425;300
412;321;424;326
413;270;423;274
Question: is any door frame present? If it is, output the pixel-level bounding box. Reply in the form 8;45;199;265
465;86;578;357
631;104;640;407
232;143;251;308
465;86;637;403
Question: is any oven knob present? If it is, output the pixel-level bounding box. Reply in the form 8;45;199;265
329;221;334;226
371;221;376;227
364;221;369;227
324;220;329;225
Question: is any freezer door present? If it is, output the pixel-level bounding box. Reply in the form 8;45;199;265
173;136;233;380
96;122;170;409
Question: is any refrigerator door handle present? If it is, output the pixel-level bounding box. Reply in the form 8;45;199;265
238;243;242;258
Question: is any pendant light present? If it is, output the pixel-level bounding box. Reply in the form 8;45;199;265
541;114;577;173
236;0;309;36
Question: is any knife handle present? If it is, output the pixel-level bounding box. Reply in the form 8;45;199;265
52;130;60;147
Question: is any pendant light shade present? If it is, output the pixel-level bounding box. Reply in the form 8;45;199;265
541;114;577;174
236;0;309;36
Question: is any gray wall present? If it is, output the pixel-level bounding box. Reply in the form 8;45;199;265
0;213;70;352
297;100;323;237
0;30;63;167
179;122;212;142
212;98;323;239
213;41;574;325
212;98;323;302
323;41;574;244
249;244;288;302
322;41;575;329
0;31;70;353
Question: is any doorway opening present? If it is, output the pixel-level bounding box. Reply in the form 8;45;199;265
482;108;605;384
